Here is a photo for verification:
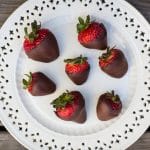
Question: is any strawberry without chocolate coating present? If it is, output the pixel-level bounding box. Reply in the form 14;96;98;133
22;72;56;96
97;90;122;121
23;21;59;63
77;15;107;50
64;55;90;85
99;47;128;78
51;91;86;123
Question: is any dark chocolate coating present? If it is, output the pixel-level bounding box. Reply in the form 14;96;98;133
26;31;59;63
81;24;107;50
102;50;128;78
97;94;122;121
73;107;87;123
31;72;56;96
70;91;86;123
56;91;87;123
66;66;90;85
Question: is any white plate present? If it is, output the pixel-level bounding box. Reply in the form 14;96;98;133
0;0;150;149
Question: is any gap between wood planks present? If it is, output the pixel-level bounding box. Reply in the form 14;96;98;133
0;132;26;150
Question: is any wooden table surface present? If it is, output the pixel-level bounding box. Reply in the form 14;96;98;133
0;0;149;149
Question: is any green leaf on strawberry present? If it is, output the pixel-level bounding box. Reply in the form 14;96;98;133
24;21;41;42
78;17;85;24
22;72;32;89
77;15;91;33
99;46;116;60
51;91;74;108
64;55;87;65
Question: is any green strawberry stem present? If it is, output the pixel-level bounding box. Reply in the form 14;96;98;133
106;90;120;102
64;55;87;64
51;91;74;108
22;72;32;89
77;15;90;33
99;46;116;60
24;21;41;42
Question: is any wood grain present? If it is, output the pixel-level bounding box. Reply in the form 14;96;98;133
127;133;150;150
0;0;26;27
127;0;150;22
0;132;26;150
0;0;149;150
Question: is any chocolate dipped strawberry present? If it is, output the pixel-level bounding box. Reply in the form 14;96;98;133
23;21;59;63
99;47;128;78
22;72;56;96
97;90;122;121
51;91;86;123
64;55;90;85
77;15;107;50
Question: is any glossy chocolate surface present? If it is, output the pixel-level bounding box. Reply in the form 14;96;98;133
102;50;128;78
31;72;56;96
70;91;87;123
26;31;59;63
66;66;90;85
97;94;122;121
81;23;107;50
56;91;87;123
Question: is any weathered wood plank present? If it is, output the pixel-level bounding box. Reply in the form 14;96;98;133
0;132;26;150
127;0;150;22
0;0;26;27
0;0;149;27
127;132;150;150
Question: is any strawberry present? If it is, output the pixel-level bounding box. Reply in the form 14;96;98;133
77;15;107;50
97;90;122;121
51;91;86;123
64;55;90;85
99;47;128;78
23;21;59;63
22;72;56;96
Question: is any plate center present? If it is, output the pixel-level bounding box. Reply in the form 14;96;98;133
16;15;137;136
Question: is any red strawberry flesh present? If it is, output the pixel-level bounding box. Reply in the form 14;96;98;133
77;15;107;50
55;99;78;120
97;91;122;121
51;91;86;123
64;56;90;85
23;21;59;63
78;22;105;44
24;29;49;52
99;49;118;68
27;73;36;93
65;61;89;74
99;48;128;78
25;31;59;63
